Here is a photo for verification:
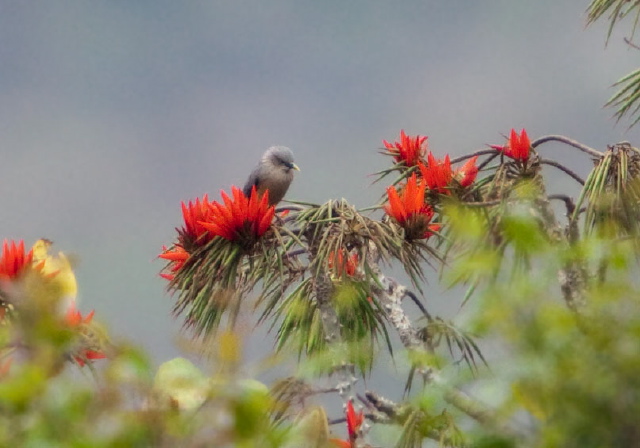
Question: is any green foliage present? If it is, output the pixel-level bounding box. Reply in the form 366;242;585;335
587;0;640;127
463;231;640;447
586;0;640;43
575;143;640;236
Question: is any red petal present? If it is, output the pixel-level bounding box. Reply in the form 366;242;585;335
200;221;233;240
386;186;406;223
158;251;189;261
84;349;107;360
83;310;95;324
257;206;275;236
520;128;530;147
457;156;479;187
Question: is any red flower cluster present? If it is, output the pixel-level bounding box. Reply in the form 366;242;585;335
180;194;216;246
65;304;107;367
384;129;479;192
383;130;428;167
385;174;441;240
418;153;479;194
199;186;275;242
0;240;33;282
420;152;453;193
328;249;359;278
492;128;531;162
160;186;276;281
455;155;479;188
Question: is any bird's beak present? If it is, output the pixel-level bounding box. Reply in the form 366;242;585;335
291;163;300;171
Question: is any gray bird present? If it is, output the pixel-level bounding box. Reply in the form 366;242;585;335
243;146;300;205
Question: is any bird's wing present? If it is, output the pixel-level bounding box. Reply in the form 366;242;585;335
243;166;262;197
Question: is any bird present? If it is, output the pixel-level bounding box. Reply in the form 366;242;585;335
243;146;300;205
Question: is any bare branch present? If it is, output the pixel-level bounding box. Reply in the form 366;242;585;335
540;159;586;185
548;194;577;217
450;149;498;165
285;248;308;258
532;135;603;158
624;36;640;50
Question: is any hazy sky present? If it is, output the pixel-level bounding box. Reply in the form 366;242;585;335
0;1;637;367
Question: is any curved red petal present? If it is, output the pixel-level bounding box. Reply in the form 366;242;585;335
386;186;405;223
257;206;275;236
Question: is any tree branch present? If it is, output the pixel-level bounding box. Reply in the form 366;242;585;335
540;159;585;185
364;243;517;435
450;149;498;165
532;135;603;158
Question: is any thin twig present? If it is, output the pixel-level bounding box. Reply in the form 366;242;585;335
532;135;603;158
276;204;307;213
624;37;640;51
286;248;308;258
450;149;498;165
548;194;577;216
476;152;500;171
540;159;585;185
404;290;433;321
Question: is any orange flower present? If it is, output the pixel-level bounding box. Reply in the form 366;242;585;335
158;245;189;281
65;305;107;367
199;186;275;244
419;152;453;193
455;155;479;188
383;130;428;167
179;194;217;247
0;240;33;282
65;304;95;327
328;249;359;278
385;174;440;240
329;439;351;448
492;128;531;162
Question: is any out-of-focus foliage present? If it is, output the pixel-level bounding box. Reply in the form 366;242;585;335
461;216;640;447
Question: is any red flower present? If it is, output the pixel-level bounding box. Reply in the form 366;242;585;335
78;349;106;367
158;245;189;281
346;400;364;443
180;194;216;247
385;174;440;240
455;155;479;188
492;128;531;162
383;130;428;167
65;305;107;367
328;249;359;278
199;186;275;244
73;349;106;368
419;152;453;194
0;240;33;282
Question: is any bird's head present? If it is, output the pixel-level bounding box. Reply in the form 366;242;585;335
264;146;300;173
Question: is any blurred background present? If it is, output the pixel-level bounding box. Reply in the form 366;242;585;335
0;1;636;371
